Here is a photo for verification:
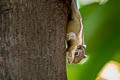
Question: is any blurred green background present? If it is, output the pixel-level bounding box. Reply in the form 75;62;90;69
67;0;120;80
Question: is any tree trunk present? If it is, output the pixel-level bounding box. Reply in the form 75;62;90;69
0;0;70;80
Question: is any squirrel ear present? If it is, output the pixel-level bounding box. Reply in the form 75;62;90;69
83;45;86;49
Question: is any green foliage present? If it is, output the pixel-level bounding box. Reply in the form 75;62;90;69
67;0;120;80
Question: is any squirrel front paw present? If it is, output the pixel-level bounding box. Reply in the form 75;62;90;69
66;32;76;40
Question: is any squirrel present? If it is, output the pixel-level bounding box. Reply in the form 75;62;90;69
66;0;87;64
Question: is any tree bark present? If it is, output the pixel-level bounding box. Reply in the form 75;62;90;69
0;0;70;80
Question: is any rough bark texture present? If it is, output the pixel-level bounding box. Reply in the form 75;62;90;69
0;0;70;80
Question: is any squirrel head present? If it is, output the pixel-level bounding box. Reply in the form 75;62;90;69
68;45;87;64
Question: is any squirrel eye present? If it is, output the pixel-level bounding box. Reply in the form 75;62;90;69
75;52;79;56
77;45;82;49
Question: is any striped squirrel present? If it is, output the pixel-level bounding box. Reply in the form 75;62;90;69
66;0;87;64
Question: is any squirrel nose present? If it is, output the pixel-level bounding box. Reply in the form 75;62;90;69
84;55;87;58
